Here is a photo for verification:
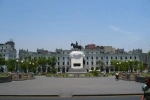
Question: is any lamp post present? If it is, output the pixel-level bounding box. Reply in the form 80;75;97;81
129;60;133;73
29;62;31;72
126;61;128;72
16;60;19;73
20;60;23;73
117;63;118;72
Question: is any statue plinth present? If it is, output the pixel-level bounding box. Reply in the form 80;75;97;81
69;51;85;69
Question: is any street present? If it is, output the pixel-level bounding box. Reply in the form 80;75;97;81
0;96;141;100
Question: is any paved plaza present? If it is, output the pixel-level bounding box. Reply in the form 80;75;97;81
0;76;144;96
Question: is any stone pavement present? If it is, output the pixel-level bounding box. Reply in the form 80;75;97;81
0;76;144;95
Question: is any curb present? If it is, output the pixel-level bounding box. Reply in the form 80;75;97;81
0;95;59;97
72;93;143;97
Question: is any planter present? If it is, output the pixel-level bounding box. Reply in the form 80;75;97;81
135;76;150;83
145;90;150;100
0;76;12;83
8;73;35;81
129;73;137;81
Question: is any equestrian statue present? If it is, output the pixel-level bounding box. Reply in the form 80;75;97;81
71;41;82;51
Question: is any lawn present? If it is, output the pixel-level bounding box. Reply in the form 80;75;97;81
141;72;150;77
0;73;8;77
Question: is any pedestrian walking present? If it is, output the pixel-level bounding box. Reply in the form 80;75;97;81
141;77;150;100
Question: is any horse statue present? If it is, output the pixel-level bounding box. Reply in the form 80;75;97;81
71;41;82;51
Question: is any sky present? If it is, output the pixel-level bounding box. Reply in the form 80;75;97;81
0;0;150;53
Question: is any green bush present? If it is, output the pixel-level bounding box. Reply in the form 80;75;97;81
51;68;57;74
92;70;99;76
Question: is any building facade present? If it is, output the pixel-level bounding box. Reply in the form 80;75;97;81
0;40;17;60
19;44;148;72
0;40;17;72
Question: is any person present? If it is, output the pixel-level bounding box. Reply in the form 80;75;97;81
116;72;119;81
103;72;106;77
141;77;150;100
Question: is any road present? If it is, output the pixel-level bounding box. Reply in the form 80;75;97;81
0;96;141;100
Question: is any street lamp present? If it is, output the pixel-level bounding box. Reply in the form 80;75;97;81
16;60;19;72
117;63;118;71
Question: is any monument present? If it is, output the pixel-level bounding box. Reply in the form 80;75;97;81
68;41;87;74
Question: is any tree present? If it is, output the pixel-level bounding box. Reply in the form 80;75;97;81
0;54;5;72
91;67;94;70
38;56;47;72
137;61;144;72
6;59;16;72
20;61;27;73
96;67;100;70
97;60;105;72
0;54;5;66
50;56;57;68
148;51;150;56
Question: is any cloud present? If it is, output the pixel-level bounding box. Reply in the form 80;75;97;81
109;26;142;42
109;26;132;34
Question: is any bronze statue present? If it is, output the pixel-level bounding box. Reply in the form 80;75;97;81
71;41;82;51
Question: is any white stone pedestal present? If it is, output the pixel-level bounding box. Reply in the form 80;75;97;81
69;51;85;69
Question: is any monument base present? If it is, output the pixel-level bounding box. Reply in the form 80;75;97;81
67;67;87;74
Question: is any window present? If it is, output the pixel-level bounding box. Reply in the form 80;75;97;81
63;57;65;60
87;57;88;59
111;57;113;59
130;57;132;59
48;57;50;58
68;57;69;60
96;52;98;54
87;52;89;54
63;62;64;65
3;54;5;57
58;62;59;65
4;50;6;52
96;57;98;59
125;57;127;59
106;57;108;59
63;52;64;54
92;52;93;54
91;57;93;59
87;62;88;65
96;62;98;65
2;47;3;49
67;62;69;65
6;47;7;49
39;57;40;58
91;62;93;65
74;63;81;67
101;57;103;59
120;57;122;60
116;57;117;59
58;57;59;60
135;57;136;59
106;62;108;65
